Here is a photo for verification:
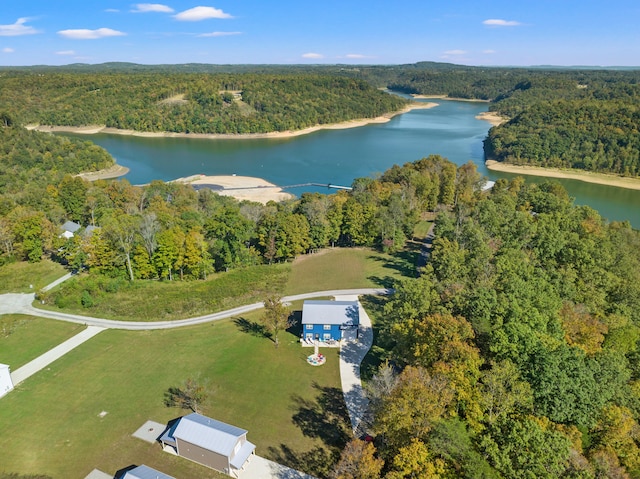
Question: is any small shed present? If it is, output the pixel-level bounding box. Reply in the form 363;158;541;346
301;300;359;342
61;221;81;239
0;363;14;398
121;465;175;479
160;413;255;477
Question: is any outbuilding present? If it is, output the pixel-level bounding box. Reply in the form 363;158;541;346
159;413;255;477
0;363;13;398
60;221;81;239
120;465;175;479
301;300;359;343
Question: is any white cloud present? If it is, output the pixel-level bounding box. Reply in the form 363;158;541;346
131;4;174;13
198;31;242;37
56;50;76;55
345;54;366;59
444;49;467;55
0;18;40;37
58;28;126;40
302;53;323;59
483;49;496;54
483;19;521;27
2;47;15;53
174;6;232;21
105;8;120;13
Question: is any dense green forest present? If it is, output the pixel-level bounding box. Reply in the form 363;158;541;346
0;72;406;134
332;170;640;479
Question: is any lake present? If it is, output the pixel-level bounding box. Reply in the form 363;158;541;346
72;98;640;228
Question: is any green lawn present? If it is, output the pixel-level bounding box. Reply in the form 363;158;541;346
0;306;347;479
0;315;85;369
286;247;416;295
0;259;67;293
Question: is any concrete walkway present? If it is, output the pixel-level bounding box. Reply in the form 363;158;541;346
334;295;373;436
10;325;105;385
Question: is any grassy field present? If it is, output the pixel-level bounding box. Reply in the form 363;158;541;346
0;315;85;369
0;246;418;478
40;264;290;321
285;247;417;295
0;259;67;294
0;306;347;479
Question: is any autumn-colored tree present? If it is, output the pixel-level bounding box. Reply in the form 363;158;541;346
261;295;292;348
591;405;640;473
385;438;448;479
330;439;383;479
374;366;454;454
560;302;608;355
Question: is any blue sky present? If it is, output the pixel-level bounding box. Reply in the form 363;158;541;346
1;1;639;67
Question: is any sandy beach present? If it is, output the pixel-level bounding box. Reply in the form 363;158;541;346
475;111;508;126
25;102;437;141
486;160;640;191
173;174;294;204
75;164;130;181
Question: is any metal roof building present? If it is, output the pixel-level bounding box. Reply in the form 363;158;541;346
121;465;175;479
160;413;255;477
301;300;360;342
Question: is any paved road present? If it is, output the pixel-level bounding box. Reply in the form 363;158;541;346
6;288;391;330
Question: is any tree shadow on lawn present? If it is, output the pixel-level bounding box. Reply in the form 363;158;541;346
291;383;351;449
233;317;269;338
266;382;348;477
267;443;339;479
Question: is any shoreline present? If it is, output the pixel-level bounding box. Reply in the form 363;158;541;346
75;164;130;181
486;160;640;191
173;174;294;204
24;102;437;141
475;111;508;126
411;94;490;103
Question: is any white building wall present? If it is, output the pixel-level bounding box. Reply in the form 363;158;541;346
0;363;14;398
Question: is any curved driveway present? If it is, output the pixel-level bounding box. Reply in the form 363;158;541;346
6;288;391;330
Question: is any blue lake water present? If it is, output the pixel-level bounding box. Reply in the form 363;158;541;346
72;98;640;227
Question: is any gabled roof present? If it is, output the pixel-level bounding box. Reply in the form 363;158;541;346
122;465;175;479
301;300;359;326
61;221;81;233
169;413;247;456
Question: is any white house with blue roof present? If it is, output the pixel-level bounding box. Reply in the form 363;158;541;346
159;413;255;477
121;464;175;479
301;300;359;343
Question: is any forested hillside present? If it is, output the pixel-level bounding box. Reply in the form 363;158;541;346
334;173;640;479
0;72;406;134
386;64;640;177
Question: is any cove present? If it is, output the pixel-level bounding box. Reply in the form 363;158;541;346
69;99;640;228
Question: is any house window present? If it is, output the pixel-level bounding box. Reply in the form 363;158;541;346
323;333;332;340
306;324;313;330
323;324;331;330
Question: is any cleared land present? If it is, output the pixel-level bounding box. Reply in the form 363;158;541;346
0;315;85;369
0;259;67;294
0;309;344;479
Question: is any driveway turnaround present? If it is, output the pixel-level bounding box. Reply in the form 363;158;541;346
334;295;373;436
239;455;318;479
